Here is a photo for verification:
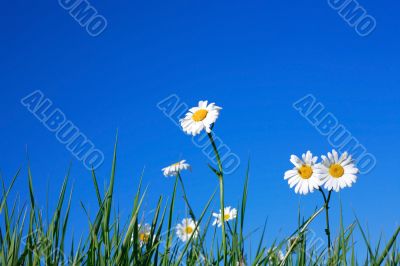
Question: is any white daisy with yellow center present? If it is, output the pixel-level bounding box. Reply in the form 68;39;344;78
176;218;199;242
284;151;321;195
180;100;222;136
212;206;237;227
315;150;359;192
162;160;190;177
131;223;152;247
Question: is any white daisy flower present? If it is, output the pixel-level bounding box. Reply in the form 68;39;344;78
176;218;199;242
284;151;321;195
212;206;237;227
267;248;284;263
180;100;222;136
315;150;359;192
162;160;190;177
131;223;152;247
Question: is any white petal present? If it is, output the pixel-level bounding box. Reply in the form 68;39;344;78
332;150;339;163
290;155;303;168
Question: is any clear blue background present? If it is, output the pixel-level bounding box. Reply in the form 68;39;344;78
1;0;399;255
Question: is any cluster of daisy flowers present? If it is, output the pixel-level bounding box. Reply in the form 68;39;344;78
160;159;238;243
133;207;237;244
284;150;359;195
132;207;234;244
130;98;364;266
139;100;241;244
174;206;237;243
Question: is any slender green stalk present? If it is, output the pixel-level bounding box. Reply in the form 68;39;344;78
207;132;227;265
162;174;178;265
177;172;196;221
319;188;332;257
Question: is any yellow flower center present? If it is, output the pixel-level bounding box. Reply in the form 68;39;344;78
139;233;150;243
192;109;208;122
329;164;344;178
185;226;194;234
298;165;313;179
224;214;230;221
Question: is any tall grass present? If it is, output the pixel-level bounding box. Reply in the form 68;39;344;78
0;140;399;265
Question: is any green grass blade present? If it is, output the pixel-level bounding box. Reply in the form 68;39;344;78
376;226;400;265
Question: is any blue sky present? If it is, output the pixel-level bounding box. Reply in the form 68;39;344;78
1;0;399;252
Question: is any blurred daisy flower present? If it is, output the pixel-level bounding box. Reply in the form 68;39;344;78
212;206;237;227
236;256;247;266
180;100;222;136
316;150;359;192
176;218;199;242
267;248;284;263
162;160;190;177
131;223;151;247
284;151;321;195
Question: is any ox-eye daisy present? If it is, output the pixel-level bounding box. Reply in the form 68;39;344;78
131;223;151;247
180;100;222;136
176;218;199;242
316;150;359;192
212;206;237;227
284;151;321;195
162;160;190;177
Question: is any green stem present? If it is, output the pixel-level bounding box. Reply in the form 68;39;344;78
163;174;178;266
319;188;332;257
207;132;227;265
177;172;196;221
